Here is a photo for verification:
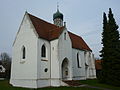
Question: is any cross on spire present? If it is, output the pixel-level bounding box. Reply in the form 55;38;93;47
57;2;59;11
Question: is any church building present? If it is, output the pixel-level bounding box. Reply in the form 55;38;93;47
10;8;96;88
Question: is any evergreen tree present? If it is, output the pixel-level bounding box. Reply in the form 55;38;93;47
100;8;120;86
99;12;108;82
100;12;108;58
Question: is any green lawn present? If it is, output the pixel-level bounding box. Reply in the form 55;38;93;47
0;79;120;90
80;79;120;90
0;80;97;90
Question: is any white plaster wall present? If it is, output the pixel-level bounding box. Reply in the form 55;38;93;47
58;29;73;80
50;39;62;86
50;39;59;79
36;38;51;87
85;52;90;79
10;13;38;88
51;39;68;87
10;79;37;88
88;53;96;79
37;80;50;88
37;38;50;79
84;51;96;79
85;52;89;66
72;49;86;80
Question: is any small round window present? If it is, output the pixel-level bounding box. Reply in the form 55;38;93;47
44;68;48;72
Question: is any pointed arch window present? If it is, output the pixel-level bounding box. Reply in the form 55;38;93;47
77;53;82;68
41;45;46;57
77;53;80;68
22;46;26;59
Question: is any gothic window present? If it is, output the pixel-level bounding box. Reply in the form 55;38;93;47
77;53;80;68
41;45;46;57
22;46;26;59
64;32;66;40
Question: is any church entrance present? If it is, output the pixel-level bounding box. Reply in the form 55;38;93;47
61;58;69;80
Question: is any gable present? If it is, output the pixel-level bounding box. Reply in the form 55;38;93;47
13;12;39;46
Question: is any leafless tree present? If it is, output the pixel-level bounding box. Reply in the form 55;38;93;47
0;52;11;79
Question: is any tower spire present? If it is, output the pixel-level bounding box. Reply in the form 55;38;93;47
57;2;59;11
53;3;63;27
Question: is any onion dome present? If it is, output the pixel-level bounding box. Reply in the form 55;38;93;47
53;9;63;20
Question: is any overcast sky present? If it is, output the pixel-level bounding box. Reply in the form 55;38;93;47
0;0;120;58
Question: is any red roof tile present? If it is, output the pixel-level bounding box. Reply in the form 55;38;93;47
49;26;64;40
95;60;102;70
28;13;91;51
68;32;91;51
28;13;59;40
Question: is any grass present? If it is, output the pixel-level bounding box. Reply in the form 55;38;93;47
0;79;120;90
0;80;97;90
80;79;120;90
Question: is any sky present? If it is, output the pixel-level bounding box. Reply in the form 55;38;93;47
0;0;120;58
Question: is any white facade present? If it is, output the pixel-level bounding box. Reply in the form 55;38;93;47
10;13;39;88
10;12;96;88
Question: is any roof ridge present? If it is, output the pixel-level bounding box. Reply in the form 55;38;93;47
68;31;82;38
27;13;59;28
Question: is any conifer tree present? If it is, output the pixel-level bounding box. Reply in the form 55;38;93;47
99;12;108;82
100;8;120;86
100;12;108;58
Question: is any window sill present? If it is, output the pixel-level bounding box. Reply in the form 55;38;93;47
20;60;25;64
41;59;48;61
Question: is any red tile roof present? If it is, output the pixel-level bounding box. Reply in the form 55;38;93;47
95;60;102;70
49;26;65;40
28;13;91;51
68;32;91;51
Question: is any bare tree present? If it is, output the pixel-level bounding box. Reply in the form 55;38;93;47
0;53;11;61
0;52;11;79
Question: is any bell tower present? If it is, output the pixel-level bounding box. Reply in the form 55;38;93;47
53;5;63;27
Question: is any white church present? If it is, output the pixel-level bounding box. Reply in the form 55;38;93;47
10;8;96;88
